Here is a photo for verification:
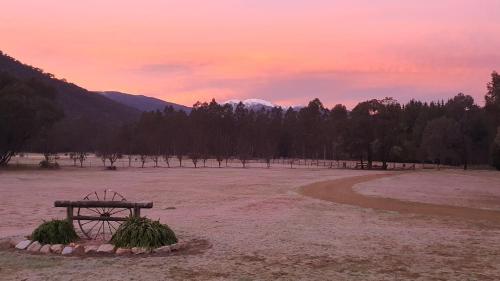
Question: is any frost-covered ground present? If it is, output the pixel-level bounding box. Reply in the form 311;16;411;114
356;170;500;211
1;165;500;280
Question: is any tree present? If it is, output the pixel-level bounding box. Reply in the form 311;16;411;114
69;152;78;166
189;102;210;168
282;107;299;162
78;152;87;167
206;101;234;168
444;93;487;169
328;104;348;163
95;129;123;169
134;111;164;167
0;72;63;166
253;107;281;168
298;98;328;160
234;102;253;168
373;98;402;170
172;110;189;167
491;127;500;170
349;100;380;169
421;117;462;167
4;68;499;170
485;71;500;112
117;124;136;167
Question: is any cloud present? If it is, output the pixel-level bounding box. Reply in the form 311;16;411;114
161;68;487;108
133;61;210;75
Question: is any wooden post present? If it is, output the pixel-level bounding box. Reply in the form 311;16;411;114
133;207;141;218
67;206;73;224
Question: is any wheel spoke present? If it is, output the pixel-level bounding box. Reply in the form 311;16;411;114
108;221;118;231
80;220;95;226
85;221;100;238
109;208;129;216
94;222;104;240
102;221;106;240
106;221;114;238
85;207;102;215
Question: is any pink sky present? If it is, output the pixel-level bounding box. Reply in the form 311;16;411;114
2;0;500;108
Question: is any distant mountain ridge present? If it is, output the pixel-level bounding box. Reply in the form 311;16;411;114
222;98;302;111
0;51;144;151
0;51;140;125
99;91;191;113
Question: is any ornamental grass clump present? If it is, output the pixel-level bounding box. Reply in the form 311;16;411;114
32;219;78;245
111;216;177;249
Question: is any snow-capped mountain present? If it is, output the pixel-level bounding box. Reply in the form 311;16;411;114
223;99;277;110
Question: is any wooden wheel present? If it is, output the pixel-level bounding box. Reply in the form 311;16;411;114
77;190;131;241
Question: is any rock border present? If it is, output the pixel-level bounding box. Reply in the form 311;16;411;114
1;237;187;257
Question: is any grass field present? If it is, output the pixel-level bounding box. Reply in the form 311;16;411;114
1;162;500;280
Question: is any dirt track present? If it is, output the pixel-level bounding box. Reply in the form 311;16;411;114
300;173;500;225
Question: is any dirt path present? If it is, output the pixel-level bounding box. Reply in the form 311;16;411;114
300;173;500;224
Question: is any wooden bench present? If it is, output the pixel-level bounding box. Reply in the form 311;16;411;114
54;190;153;240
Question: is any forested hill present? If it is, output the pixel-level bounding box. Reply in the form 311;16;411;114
0;51;143;151
0;51;140;124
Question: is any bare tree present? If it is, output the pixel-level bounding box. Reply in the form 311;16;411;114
139;154;147;168
69;152;78;166
78;152;87;167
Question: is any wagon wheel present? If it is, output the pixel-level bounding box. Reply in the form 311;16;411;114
77;190;131;241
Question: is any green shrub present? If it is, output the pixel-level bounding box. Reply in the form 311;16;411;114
111;216;177;249
32;219;78;244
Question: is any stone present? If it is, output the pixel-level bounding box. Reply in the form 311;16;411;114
15;240;32;250
97;244;115;254
39;244;51;254
115;248;131;255
61;246;74;255
9;236;25;248
27;241;42;252
170;243;181;251
73;245;84;255
50;244;63;254
153;245;171;253
84;245;99;254
131;247;150;255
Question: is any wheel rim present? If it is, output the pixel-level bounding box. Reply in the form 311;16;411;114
77;189;131;241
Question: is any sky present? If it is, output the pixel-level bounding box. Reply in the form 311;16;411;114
2;0;500;108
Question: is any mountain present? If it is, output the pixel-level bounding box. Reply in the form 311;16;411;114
223;98;277;110
222;98;303;111
0;51;143;151
99;91;191;113
0;51;141;125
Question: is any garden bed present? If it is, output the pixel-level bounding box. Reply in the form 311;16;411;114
1;236;188;257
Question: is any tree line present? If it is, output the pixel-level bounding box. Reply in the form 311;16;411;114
2;71;500;170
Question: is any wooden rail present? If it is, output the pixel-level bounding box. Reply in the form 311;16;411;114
54;200;153;208
54;200;153;224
